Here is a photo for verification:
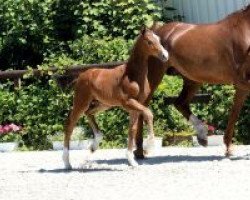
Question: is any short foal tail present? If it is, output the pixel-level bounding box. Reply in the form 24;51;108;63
53;74;78;90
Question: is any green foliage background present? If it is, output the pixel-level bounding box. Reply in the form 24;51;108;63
0;0;249;148
0;0;161;70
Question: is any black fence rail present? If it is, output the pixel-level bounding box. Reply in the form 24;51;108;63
0;61;126;80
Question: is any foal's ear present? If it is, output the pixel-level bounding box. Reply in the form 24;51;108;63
141;25;149;35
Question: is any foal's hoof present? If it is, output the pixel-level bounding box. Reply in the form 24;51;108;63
225;149;233;157
64;163;72;170
197;137;208;147
127;151;139;167
133;149;145;159
128;160;139;168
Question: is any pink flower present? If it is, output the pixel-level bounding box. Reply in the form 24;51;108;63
0;123;22;135
0;125;4;134
208;125;215;132
3;125;11;133
9;123;21;132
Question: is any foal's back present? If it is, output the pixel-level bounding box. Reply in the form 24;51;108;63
76;64;127;105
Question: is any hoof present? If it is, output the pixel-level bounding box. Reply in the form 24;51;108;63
144;137;155;153
133;149;145;159
90;145;97;153
128;159;139;168
127;151;139;167
64;163;72;170
225;150;233;157
197;137;208;147
89;140;99;152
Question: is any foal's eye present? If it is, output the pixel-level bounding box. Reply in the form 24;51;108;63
147;40;153;45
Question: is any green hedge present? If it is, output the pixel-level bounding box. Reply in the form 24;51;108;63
2;74;250;149
1;36;250;148
0;76;187;149
0;0;162;70
1;0;249;148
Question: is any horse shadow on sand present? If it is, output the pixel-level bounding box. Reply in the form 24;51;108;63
34;153;250;174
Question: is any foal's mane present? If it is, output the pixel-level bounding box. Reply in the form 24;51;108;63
127;30;147;65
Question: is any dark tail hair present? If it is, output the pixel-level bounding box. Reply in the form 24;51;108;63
53;74;78;90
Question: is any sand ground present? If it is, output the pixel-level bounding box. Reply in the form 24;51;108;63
1;146;250;200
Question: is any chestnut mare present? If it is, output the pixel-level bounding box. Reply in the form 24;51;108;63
62;27;169;169
135;6;250;158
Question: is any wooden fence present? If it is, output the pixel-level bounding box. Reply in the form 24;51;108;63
0;62;211;105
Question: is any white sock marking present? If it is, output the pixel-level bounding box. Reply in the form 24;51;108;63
62;147;72;169
189;114;208;140
144;135;155;153
90;131;103;152
126;150;139;167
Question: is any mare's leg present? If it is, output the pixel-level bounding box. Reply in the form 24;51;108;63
63;88;91;169
134;114;145;159
124;99;155;166
174;79;208;146
224;88;249;156
134;79;204;159
86;115;103;152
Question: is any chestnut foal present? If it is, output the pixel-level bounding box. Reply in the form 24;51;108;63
63;27;168;168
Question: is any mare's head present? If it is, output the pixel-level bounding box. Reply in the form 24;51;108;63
136;26;169;62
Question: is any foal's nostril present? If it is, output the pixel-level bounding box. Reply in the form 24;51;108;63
159;52;168;62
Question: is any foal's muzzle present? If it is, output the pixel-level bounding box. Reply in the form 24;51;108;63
158;50;169;62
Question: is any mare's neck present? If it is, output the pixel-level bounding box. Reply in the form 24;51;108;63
220;7;250;28
125;45;148;82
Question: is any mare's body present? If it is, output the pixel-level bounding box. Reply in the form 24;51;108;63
135;7;250;157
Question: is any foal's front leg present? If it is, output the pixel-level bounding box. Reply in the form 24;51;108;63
124;99;155;166
127;113;140;167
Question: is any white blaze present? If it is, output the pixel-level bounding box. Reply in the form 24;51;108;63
152;32;169;61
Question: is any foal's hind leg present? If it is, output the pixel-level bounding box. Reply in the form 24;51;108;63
86;115;103;152
63;108;84;169
63;89;91;169
224;88;249;157
174;79;208;146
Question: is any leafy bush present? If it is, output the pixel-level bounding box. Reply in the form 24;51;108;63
0;0;162;69
69;36;133;63
0;80;72;149
192;85;235;130
236;99;250;144
1;69;250;149
0;0;51;70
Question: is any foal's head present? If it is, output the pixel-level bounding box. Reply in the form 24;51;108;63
137;27;169;62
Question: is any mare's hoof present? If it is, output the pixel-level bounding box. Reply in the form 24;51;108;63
90;145;97;153
89;140;98;152
133;149;145;159
197;137;208;147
